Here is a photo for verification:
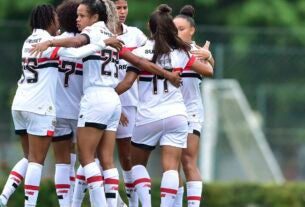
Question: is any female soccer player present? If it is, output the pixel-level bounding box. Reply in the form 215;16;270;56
115;4;213;207
111;0;147;206
52;1;82;206
173;5;214;207
9;4;60;207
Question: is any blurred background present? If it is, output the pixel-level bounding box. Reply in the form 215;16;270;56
1;0;305;184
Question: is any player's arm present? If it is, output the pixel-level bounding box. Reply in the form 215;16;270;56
120;50;181;88
115;67;139;95
191;57;214;77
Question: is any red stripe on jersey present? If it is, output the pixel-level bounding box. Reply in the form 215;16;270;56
76;175;86;181
76;63;83;69
104;178;119;185
87;176;103;184
184;55;196;71
125;183;135;188
160;188;178;195
124;47;137;51
50;47;60;59
187;196;201;201
119;47;130;57
25;185;39;191
10;171;24;180
55;184;70;189
70;176;75;181
134;178;151;186
47;130;54;137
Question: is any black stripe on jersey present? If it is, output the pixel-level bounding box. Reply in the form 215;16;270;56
15;129;27;135
81;34;90;44
82;55;102;62
75;70;83;75
85;122;107;130
58;68;83;76
181;73;202;80
36;63;59;69
52;132;73;142
131;141;156;151
193;129;201;137
139;77;153;82
126;66;140;74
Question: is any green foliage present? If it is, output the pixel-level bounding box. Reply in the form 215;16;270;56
3;180;305;207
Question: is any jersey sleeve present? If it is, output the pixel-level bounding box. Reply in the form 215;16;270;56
81;26;101;44
135;28;147;47
56;44;101;59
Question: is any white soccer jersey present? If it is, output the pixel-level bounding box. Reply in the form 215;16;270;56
117;24;147;106
12;29;59;116
132;40;196;126
56;32;83;120
180;42;204;123
80;21;120;92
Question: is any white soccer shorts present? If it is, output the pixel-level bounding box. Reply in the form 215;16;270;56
188;121;203;137
132;115;188;150
77;88;121;131
12;110;56;137
53;118;77;143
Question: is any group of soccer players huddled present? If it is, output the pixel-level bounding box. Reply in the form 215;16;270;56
0;0;214;206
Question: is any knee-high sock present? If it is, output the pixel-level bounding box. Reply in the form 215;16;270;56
69;153;77;204
0;158;28;205
55;164;71;207
173;186;184;207
123;170;138;207
71;165;87;207
103;168;119;207
132;165;151;207
160;170;179;207
186;181;203;207
83;162;107;207
24;162;43;207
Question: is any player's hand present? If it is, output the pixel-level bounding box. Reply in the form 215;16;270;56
164;70;182;88
191;46;211;61
119;112;129;126
30;41;51;57
104;37;124;51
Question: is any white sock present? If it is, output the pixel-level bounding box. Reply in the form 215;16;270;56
24;162;43;207
71;166;87;207
55;164;71;207
0;158;28;205
83;162;107;206
173;186;184;207
69;153;77;204
132;165;151;207
123;170;138;207
186;181;203;207
160;170;179;207
103;168;119;207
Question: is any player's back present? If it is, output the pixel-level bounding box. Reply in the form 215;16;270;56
12;29;59;116
133;40;194;125
56;32;84;120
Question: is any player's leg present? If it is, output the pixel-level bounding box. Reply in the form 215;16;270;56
160;115;188;207
182;122;203;207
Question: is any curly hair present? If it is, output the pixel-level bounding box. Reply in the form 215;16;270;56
57;0;80;33
30;4;56;31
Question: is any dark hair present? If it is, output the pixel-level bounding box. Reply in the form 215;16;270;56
149;4;190;63
110;0;127;2
81;0;108;23
175;5;195;27
57;0;80;33
30;4;56;31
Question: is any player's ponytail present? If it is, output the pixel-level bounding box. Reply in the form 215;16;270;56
149;4;190;63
